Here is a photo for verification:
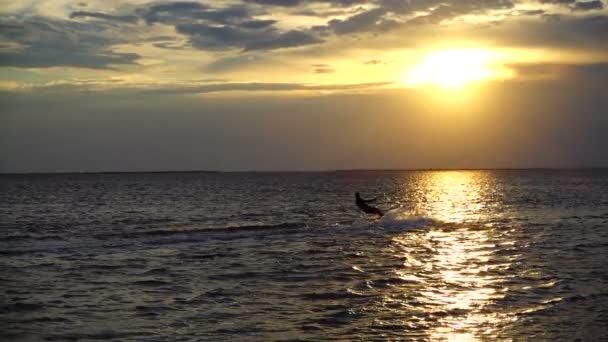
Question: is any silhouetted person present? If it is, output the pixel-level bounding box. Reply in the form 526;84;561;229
355;192;383;216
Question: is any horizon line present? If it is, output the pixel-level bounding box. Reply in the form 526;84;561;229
2;167;608;175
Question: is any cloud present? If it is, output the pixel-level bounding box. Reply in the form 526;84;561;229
406;0;515;25
0;16;140;69
571;0;605;11
246;0;302;6
141;2;252;25
488;14;608;49
175;22;323;51
176;23;260;49
0;50;139;69
508;62;608;80
326;8;399;35
137;80;394;95
140;1;208;24
6;80;394;95
69;11;139;23
238;19;277;29
539;0;576;4
246;0;366;7
539;0;605;11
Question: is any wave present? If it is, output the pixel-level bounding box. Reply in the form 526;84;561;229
96;221;308;240
377;207;439;231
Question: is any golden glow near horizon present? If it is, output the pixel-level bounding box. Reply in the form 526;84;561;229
402;49;505;89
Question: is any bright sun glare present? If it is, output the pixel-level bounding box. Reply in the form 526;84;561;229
403;49;497;89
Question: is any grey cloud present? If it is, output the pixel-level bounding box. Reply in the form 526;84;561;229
139;2;321;51
539;0;575;4
141;81;394;94
69;11;139;23
0;16;139;69
141;1;207;24
0;49;138;69
508;62;608;80
571;1;605;11
312;0;516;35
238;19;277;29
176;23;259;49
407;0;515;25
538;0;605;11
245;0;365;7
519;9;546;16
177;22;322;51
16;81;394;95
246;0;301;6
327;8;399;35
491;15;608;49
141;3;251;25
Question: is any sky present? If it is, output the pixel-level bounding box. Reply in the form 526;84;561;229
1;0;607;172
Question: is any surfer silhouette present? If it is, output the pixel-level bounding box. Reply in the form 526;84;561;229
355;192;383;216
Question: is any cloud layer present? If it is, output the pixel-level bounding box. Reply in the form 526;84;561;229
0;0;606;69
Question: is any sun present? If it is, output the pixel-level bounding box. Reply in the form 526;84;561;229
403;49;497;89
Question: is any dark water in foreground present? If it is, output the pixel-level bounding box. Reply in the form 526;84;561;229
1;170;608;341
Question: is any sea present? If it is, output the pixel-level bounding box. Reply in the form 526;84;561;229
1;170;608;341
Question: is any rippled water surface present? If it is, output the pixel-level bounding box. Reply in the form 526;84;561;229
2;170;608;341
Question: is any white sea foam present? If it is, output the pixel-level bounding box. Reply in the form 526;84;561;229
378;207;437;231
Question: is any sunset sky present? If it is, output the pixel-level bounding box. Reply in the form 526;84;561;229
1;0;607;172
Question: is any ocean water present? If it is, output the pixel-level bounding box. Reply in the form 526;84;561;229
1;170;608;341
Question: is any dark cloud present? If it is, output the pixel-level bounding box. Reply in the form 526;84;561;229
519;9;546;16
137;2;321;51
176;22;322;51
245;0;366;7
176;23;259;49
238;19;277;29
0;16;139;69
326;9;397;33
328;8;399;35
538;0;605;11
310;0;516;35
0;50;139;69
508;62;608;80
571;0;605;11
539;0;576;4
488;15;608;49
69;11;139;23
245;0;301;6
141;1;207;24
407;0;515;25
140;2;252;25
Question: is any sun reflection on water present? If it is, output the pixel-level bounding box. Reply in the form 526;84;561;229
390;171;516;341
415;171;502;224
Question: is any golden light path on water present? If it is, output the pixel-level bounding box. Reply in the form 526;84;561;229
390;172;519;341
